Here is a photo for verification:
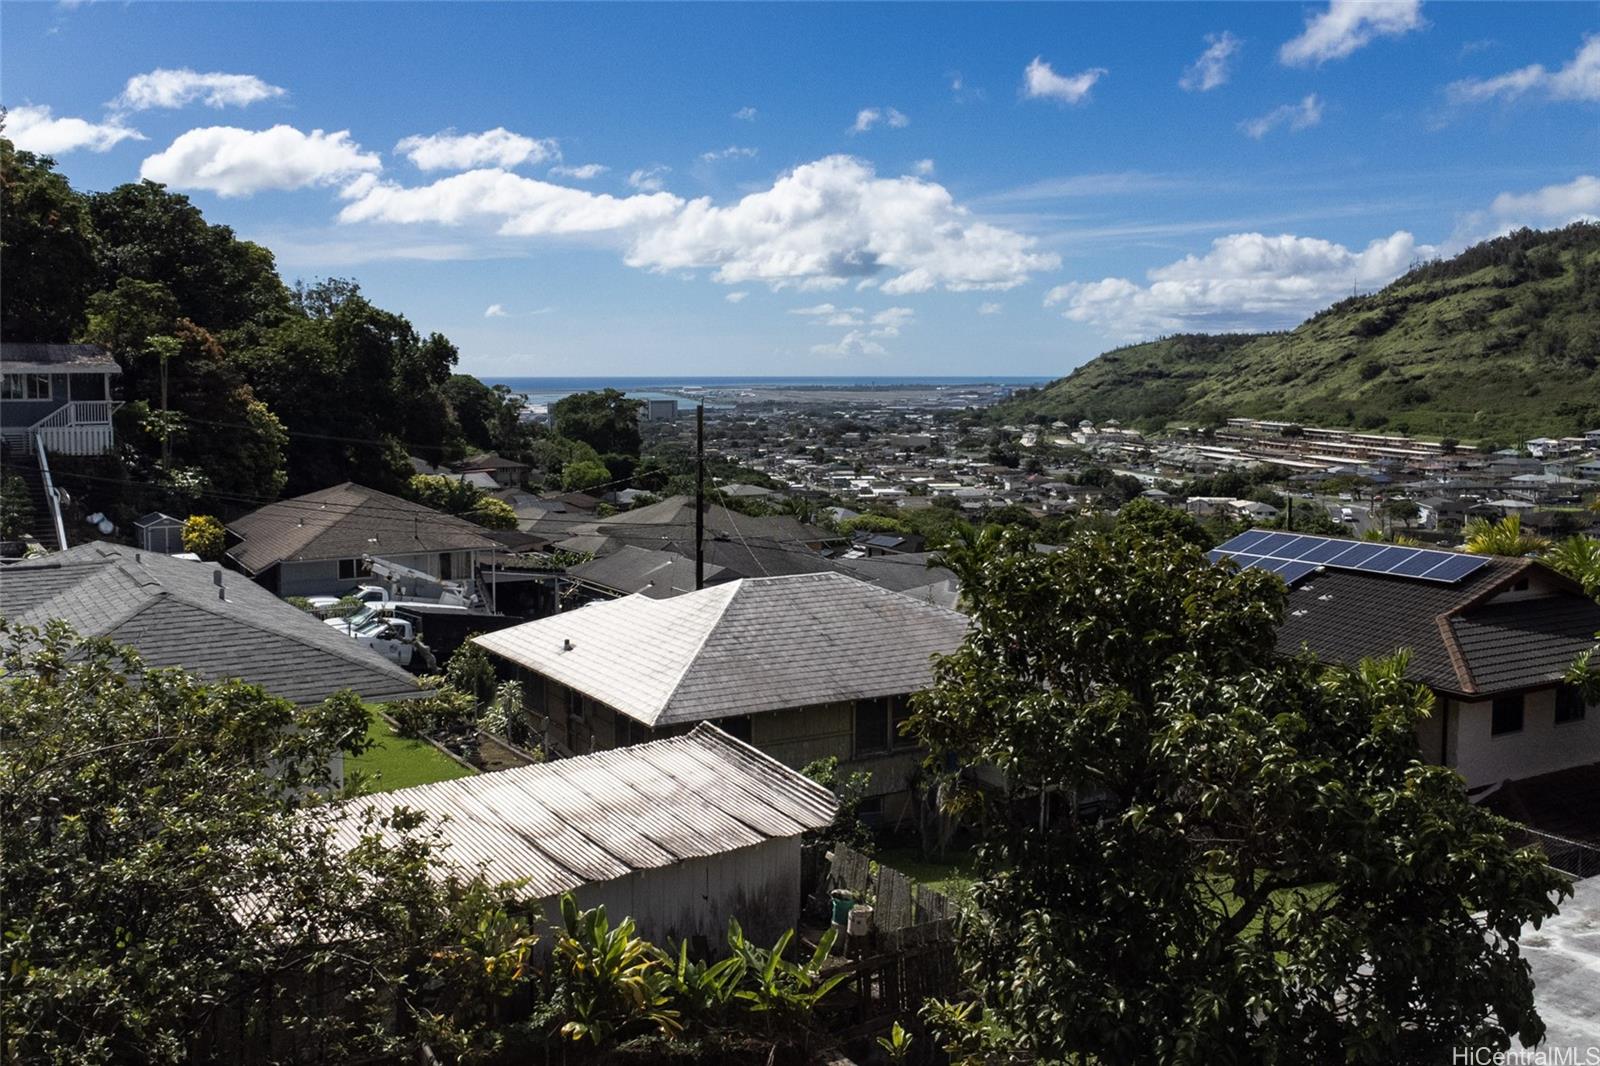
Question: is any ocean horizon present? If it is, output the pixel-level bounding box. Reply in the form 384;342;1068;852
478;374;1053;407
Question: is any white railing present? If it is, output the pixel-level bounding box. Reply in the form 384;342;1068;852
29;401;119;456
33;433;69;552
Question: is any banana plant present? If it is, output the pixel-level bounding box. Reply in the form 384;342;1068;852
660;939;745;1023
725;918;849;1042
551;895;682;1045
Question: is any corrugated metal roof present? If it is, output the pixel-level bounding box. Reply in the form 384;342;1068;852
473;571;969;727
333;723;837;898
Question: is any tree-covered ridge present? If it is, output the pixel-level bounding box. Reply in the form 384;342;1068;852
0;136;549;522
996;223;1600;442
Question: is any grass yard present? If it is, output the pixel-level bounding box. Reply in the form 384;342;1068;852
347;708;476;794
874;843;981;900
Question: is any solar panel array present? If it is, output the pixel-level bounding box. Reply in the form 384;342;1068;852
1208;529;1490;586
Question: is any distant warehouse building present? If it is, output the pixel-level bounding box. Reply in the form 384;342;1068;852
641;398;679;422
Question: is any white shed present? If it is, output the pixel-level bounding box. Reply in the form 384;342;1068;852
334;723;838;948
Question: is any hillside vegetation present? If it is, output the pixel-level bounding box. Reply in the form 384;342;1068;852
997;224;1600;444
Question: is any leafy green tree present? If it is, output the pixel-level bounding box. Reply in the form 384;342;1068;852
911;527;1569;1063
1546;535;1600;598
0;138;98;342
562;459;612;493
467;495;517;530
551;389;643;457
0;472;34;539
181;514;225;559
1114;497;1214;549
1382;497;1422;530
837;513;911;537
1462;514;1552;557
0;621;518;1064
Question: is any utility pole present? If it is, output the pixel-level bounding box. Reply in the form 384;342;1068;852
695;402;705;590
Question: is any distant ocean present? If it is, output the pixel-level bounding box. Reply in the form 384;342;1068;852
479;375;1053;409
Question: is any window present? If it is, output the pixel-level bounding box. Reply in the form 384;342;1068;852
1;373;50;400
1555;685;1588;725
891;695;918;749
719;715;753;744
440;553;453;581
565;687;586;751
855;697;890;755
1491;694;1524;736
337;558;359;581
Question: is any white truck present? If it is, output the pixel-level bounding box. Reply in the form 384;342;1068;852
343;614;441;671
305;584;390;613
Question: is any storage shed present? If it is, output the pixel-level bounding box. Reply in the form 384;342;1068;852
334;723;838;947
135;512;185;554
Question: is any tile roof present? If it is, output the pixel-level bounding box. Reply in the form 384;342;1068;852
0;541;421;705
475;571;969;727
225;482;501;574
334;723;837;899
1275;555;1600;696
0;343;120;373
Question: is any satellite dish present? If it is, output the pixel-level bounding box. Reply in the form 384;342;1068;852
97;519;115;535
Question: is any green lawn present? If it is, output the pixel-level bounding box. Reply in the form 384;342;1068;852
874;844;981;900
347;708;476;794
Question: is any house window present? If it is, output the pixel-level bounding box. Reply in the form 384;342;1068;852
1;374;50;400
337;558;359;581
719;715;753;744
566;688;587;751
440;553;453;581
1491;694;1524;736
891;695;918;749
855;697;890;756
1555;685;1588;725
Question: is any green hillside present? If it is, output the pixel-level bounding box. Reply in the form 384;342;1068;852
997;224;1600;444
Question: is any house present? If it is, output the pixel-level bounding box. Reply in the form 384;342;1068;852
566;544;730;601
332;722;836;947
1;542;423;785
0;343;120;457
225;482;502;598
473;572;969;818
450;452;529;488
1213;530;1600;794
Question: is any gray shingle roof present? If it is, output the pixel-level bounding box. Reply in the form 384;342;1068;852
0;343;120;373
1;541;421;705
568;545;727;598
475;571;969;727
334;723;837;900
225;482;501;574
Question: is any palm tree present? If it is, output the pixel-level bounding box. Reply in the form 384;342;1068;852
1460;514;1552;558
1545;535;1600;598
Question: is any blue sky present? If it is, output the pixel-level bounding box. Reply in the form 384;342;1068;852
4;1;1596;377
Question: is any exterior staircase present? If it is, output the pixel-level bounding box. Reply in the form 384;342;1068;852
0;438;68;551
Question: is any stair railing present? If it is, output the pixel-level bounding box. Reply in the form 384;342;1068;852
33;433;69;552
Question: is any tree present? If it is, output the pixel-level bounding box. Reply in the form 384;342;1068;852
1114;497;1214;549
562;459;612;494
0;138;98;342
1;472;34;539
1381;497;1422;530
0;621;521;1064
1545;535;1600;598
181;514;225;559
551;389;643;457
911;527;1569;1063
1462;514;1552;557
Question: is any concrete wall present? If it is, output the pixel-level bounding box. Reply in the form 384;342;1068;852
536;837;802;951
1447;688;1600;788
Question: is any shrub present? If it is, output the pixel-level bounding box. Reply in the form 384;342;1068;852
181;514;225;559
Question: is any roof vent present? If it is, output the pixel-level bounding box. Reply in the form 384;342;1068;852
213;570;223;586
562;638;574;652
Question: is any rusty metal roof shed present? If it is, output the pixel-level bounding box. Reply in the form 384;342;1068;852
334;723;837;899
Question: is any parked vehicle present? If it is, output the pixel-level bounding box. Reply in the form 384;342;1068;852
306;584;389;612
349;616;421;668
1340;507;1356;523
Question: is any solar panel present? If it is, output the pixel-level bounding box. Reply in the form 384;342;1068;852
1209;530;1489;585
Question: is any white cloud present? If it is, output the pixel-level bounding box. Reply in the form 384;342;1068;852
1447;35;1600;105
812;330;886;358
549;163;608;180
112;68;287;111
1022;56;1107;104
1045;230;1434;338
625;155;1057;293
808;306;917;356
733;106;758;121
484;303;509;317
1279;0;1423;67
979;301;1003;315
139;124;381;197
339;155;1055;294
1180;31;1242;92
1490;174;1600;226
5;104;143;154
790;303;858;316
628;165;671;192
911;158;935;176
396;128;558;171
1239;94;1323;139
700;145;758;162
338;168;682;235
851;107;909;133
724;291;749;303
